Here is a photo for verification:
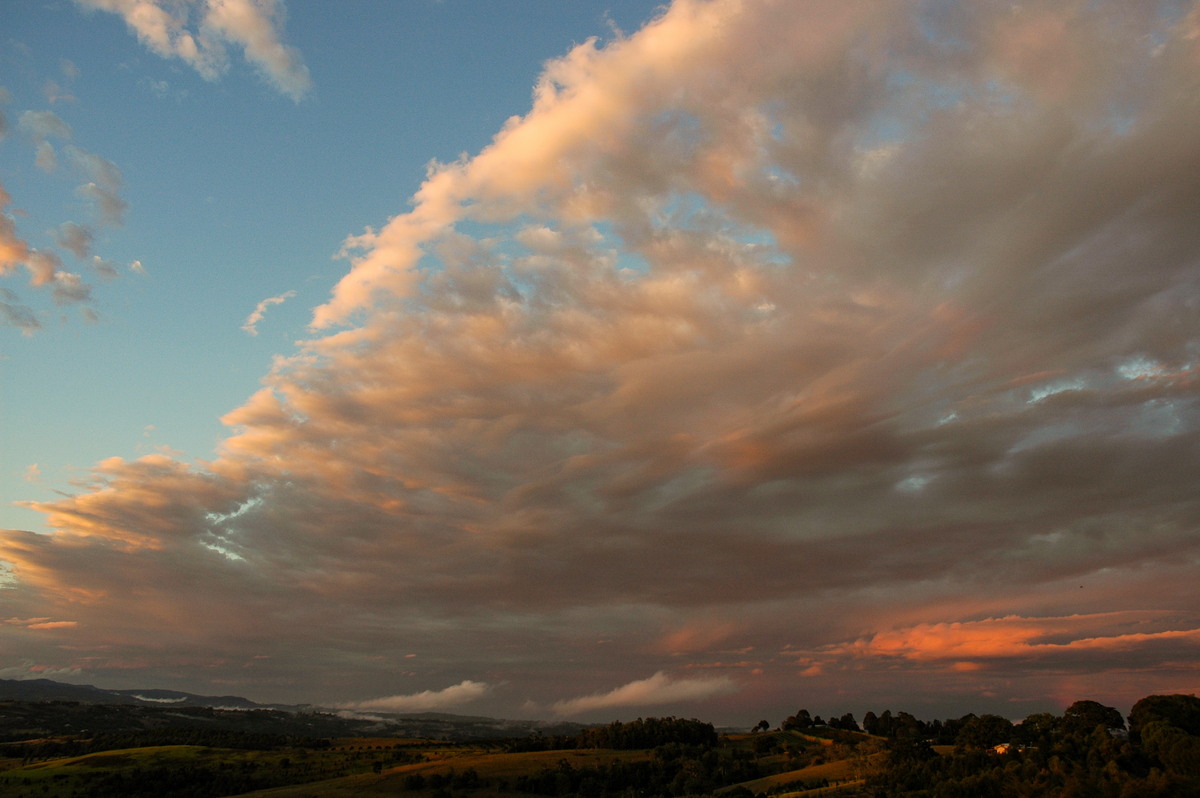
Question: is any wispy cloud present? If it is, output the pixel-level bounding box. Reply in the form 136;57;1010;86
56;221;94;259
5;617;78;630
339;681;492;713
74;0;311;100
1;96;135;328
18;110;72;141
810;614;1200;672
550;673;738;717
241;289;296;335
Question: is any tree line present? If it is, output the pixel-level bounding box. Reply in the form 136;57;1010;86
506;716;718;752
870;693;1200;797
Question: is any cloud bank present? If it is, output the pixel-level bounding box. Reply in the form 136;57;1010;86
3;0;1199;720
339;681;492;714
550;672;738;717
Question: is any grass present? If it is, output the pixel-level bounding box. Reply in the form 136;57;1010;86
1;729;886;798
238;747;658;797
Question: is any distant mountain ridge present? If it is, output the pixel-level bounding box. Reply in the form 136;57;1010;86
0;677;591;741
0;678;264;709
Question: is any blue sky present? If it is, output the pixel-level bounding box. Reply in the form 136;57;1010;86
2;0;1199;726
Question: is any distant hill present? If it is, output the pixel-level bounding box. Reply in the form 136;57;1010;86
0;678;589;741
0;678;261;709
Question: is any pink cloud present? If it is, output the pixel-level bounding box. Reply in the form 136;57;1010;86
550;672;738;718
74;0;310;100
339;681;491;713
815;614;1200;671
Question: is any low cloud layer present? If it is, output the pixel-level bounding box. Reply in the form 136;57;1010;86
550;673;739;718
2;0;1199;721
339;681;492;714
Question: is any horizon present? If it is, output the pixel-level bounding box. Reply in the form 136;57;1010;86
0;674;1166;728
2;0;1199;729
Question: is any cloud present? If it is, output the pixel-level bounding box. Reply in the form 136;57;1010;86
1;104;133;327
51;271;92;305
203;0;311;101
812;614;1200;671
550;672;738;717
90;256;120;279
339;681;492;713
241;289;296;335
1;292;39;334
4;0;1200;718
18;111;71;173
18;110;72;141
74;0;311;100
0;187;31;273
5;617;78;630
56;221;94;259
0;661;83;680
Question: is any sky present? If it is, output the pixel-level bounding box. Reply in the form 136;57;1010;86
1;0;1199;728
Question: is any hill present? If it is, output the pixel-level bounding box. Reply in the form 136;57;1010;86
2;684;1198;797
0;678;262;709
0;678;588;742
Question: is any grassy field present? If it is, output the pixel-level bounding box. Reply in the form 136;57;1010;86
0;728;881;798
725;759;863;796
0;740;411;797
239;748;658;797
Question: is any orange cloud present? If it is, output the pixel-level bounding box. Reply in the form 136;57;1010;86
658;620;737;655
5;617;78;630
822;614;1200;670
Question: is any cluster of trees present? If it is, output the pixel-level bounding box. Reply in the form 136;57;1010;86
770;698;1130;747
574;717;719;750
780;709;861;732
507;717;718;753
515;744;765;797
873;694;1200;797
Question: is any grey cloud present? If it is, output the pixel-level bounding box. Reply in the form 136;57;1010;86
4;0;1199;719
75;182;127;226
1;293;40;334
56;222;94;259
18;110;72;141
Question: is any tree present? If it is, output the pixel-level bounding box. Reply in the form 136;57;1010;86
782;709;813;731
955;714;1014;750
1015;712;1061;747
1063;700;1124;735
1129;694;1200;739
1140;720;1200;777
